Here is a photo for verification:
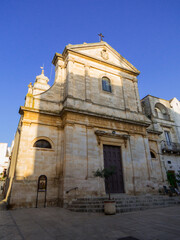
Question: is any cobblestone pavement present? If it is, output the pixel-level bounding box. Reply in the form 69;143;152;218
0;206;180;240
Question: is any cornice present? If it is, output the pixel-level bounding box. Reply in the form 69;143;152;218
52;53;64;66
66;49;139;76
95;130;130;146
52;42;140;77
19;102;150;128
60;107;150;128
62;41;140;73
19;106;60;117
147;129;163;135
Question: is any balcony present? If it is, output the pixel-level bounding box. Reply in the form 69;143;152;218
161;141;180;154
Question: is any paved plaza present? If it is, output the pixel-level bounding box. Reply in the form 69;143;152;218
0;206;180;240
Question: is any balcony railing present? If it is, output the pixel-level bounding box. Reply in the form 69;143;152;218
161;141;180;154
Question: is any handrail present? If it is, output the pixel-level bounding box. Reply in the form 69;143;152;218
66;187;78;194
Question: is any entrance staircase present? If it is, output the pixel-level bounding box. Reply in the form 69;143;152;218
67;194;180;213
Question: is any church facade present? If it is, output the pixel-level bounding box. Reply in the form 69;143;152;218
6;42;169;208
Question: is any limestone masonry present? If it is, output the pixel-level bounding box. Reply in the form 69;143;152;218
5;41;180;208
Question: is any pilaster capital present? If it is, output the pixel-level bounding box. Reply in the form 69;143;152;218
84;64;90;69
132;77;138;83
67;57;75;64
56;64;65;70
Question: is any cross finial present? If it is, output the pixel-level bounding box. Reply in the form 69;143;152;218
98;33;104;42
40;66;44;75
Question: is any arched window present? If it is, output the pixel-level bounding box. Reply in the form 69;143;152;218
154;103;169;120
150;151;156;159
102;77;112;92
33;139;52;149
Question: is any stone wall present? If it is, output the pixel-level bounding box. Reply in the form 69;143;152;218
6;42;166;208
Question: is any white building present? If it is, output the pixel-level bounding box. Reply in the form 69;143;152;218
0;143;10;175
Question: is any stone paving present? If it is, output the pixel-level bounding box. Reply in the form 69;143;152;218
0;206;180;240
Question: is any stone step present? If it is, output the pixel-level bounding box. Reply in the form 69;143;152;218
71;198;179;202
76;196;172;200
68;204;174;213
68;203;176;213
73;196;175;201
69;201;177;208
67;195;180;213
70;201;178;208
71;199;179;206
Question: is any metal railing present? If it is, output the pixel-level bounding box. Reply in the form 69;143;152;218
161;141;180;153
66;187;78;194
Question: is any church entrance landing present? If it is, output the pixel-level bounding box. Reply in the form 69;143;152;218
103;145;124;193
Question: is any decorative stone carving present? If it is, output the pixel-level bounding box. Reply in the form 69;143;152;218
33;69;50;95
101;49;109;60
95;130;130;147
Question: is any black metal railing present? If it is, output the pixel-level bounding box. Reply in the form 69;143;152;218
66;187;78;194
161;141;180;154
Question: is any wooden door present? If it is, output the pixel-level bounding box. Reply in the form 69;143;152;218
103;145;124;193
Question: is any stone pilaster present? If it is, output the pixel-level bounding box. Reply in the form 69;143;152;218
133;80;142;112
54;64;62;83
143;137;151;181
66;59;74;98
84;65;91;102
121;78;128;111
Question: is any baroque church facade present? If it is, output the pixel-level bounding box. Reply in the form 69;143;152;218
5;41;179;208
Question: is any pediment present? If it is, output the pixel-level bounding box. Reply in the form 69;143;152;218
170;97;179;104
64;42;140;75
170;97;179;108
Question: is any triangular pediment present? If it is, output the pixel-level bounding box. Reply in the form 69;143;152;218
170;97;179;104
64;42;140;75
170;97;179;108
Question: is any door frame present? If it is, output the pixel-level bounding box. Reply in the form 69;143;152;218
99;137;126;194
103;144;125;193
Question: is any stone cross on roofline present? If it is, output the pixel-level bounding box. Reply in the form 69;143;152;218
98;33;104;42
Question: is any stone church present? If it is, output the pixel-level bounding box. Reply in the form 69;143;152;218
5;41;169;208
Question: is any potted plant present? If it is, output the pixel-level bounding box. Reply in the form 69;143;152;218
94;166;116;215
166;171;177;188
166;171;180;196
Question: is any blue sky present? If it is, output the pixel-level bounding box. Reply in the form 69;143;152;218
0;0;180;145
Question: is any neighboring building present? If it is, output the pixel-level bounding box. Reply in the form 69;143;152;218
5;41;179;208
141;95;180;185
170;97;180;142
0;143;10;176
